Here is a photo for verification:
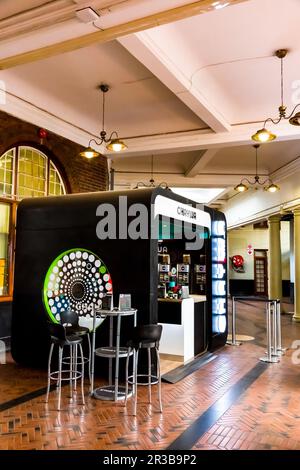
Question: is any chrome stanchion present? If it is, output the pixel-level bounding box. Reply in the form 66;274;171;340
227;297;242;346
260;302;279;363
90;304;96;396
271;300;280;358
276;300;286;356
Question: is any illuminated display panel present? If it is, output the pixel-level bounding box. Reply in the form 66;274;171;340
211;220;227;334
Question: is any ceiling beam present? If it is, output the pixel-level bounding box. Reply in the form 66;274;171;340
3;84;300;158
112;171;257;187
0;0;248;70
118;33;231;132
185;149;218;177
0;0;128;41
118;120;300;157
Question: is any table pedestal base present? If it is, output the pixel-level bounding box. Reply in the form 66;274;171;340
93;385;133;401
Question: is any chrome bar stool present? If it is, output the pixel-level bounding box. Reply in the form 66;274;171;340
45;322;85;411
60;310;92;388
124;324;163;416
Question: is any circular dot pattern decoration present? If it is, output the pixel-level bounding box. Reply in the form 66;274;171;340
43;248;113;324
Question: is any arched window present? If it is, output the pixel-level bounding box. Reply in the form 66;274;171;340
0;145;66;300
0;146;66;199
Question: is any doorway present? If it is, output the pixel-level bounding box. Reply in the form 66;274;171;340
254;249;268;296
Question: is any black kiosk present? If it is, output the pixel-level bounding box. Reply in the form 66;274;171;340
11;188;227;369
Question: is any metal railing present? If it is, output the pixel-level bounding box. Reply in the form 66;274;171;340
228;296;285;363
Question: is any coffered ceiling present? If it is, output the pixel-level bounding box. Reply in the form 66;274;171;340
0;0;299;206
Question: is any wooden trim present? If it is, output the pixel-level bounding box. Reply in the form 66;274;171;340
254;251;268;297
0;296;12;303
7;202;17;298
14;145;19;199
160;353;184;362
46;156;50;196
0;199;16;300
0;197;14;204
0;0;248;70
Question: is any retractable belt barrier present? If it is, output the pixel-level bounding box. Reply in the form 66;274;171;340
228;296;286;363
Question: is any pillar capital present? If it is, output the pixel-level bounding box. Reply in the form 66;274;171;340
268;214;281;224
293;206;300;216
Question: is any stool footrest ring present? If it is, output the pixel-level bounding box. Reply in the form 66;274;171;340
62;356;89;365
128;374;158;386
49;370;82;381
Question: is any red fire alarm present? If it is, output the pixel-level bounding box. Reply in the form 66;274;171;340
38;128;48;144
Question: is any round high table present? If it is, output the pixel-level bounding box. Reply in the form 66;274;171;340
90;307;137;401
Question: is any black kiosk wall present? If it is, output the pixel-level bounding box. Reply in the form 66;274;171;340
11;188;227;368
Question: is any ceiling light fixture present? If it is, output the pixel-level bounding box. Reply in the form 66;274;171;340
79;84;127;159
252;49;300;143
134;155;168;189
234;144;280;193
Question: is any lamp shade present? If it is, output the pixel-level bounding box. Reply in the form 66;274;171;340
234;183;248;192
106;138;127;152
251;128;276;143
79;146;100;159
265;183;280;193
289;112;300;126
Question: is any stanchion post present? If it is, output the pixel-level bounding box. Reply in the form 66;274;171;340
260;301;279;363
232;296;236;344
90;304;96;395
227;296;241;346
276;299;286;355
271;300;279;357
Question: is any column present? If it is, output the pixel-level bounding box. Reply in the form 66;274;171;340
268;215;282;302
290;218;295;304
293;208;300;321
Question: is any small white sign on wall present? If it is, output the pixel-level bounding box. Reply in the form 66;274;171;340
247;244;253;255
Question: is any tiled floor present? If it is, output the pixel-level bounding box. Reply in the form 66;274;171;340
0;300;300;450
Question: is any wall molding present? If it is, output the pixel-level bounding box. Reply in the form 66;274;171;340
271;156;300;182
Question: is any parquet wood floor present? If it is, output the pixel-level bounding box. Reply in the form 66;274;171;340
0;300;300;450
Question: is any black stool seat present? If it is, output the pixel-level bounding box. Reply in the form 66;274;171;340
60;310;92;388
64;325;89;336
60;310;89;336
50;334;83;346
127;339;157;350
127;324;162;347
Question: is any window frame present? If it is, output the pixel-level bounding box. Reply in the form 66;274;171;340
0;144;67;302
0;197;16;302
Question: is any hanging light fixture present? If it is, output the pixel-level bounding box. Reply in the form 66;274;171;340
234;144;280;193
252;49;300;143
79;84;127;158
134;155;168;189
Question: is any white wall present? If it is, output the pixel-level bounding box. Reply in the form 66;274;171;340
224;170;300;228
281;221;291;281
228;221;290;281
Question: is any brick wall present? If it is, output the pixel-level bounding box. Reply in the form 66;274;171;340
0;110;108;339
0;110;108;192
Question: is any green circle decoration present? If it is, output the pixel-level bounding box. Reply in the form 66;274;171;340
43;248;112;324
